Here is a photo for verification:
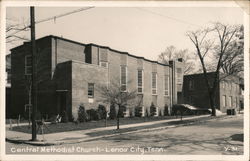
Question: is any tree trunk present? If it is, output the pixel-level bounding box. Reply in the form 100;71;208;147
208;91;216;116
105;113;107;127
117;116;119;130
116;105;120;130
180;110;183;121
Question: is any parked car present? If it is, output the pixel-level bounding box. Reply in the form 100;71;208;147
172;104;211;116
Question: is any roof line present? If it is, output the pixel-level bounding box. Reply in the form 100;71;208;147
10;35;170;67
51;35;169;66
184;71;216;76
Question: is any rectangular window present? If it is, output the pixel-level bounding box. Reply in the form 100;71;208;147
152;72;157;95
177;68;182;83
164;75;169;96
99;48;108;66
229;96;232;107
88;83;94;98
189;79;194;90
25;55;32;75
120;66;127;91
222;95;226;107
137;70;143;93
235;98;238;108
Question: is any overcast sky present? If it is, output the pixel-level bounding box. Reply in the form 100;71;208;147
6;5;244;61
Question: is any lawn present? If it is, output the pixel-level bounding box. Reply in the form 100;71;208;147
10;115;218;135
12;116;224;136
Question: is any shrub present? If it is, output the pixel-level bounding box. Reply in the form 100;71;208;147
98;105;107;119
71;114;76;122
86;109;100;121
78;104;88;122
129;109;134;118
134;107;142;117
150;102;156;116
159;109;162;117
109;104;116;119
164;104;169;116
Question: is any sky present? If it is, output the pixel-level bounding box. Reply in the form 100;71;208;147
6;5;244;61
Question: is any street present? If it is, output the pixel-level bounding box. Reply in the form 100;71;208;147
6;115;243;155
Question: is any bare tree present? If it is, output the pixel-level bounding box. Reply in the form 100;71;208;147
187;22;241;116
6;18;29;44
158;46;196;74
219;25;244;77
97;79;138;130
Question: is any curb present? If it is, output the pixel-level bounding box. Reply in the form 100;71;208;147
6;114;236;146
63;114;231;144
6;138;63;146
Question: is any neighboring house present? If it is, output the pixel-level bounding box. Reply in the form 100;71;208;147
10;35;183;120
6;54;11;118
6;54;11;87
182;72;244;113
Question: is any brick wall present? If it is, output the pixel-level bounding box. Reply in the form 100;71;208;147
53;61;72;117
10;35;183;119
11;45;28;118
89;44;173;116
219;76;241;112
51;37;86;74
11;37;55;118
71;61;108;120
183;73;219;109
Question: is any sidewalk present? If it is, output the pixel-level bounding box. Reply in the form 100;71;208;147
6;114;234;146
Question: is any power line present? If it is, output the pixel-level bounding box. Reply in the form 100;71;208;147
36;6;94;24
8;7;95;36
135;8;202;28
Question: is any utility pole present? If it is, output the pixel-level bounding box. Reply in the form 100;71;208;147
30;6;37;141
